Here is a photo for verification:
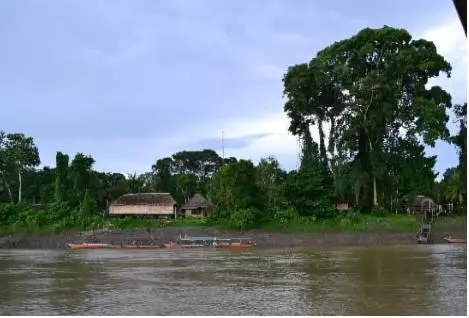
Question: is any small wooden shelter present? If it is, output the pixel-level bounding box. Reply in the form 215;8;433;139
109;193;177;218
181;193;212;218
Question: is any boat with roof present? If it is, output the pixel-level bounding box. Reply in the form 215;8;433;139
164;234;256;248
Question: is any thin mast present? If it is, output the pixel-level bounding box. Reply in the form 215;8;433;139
222;130;225;161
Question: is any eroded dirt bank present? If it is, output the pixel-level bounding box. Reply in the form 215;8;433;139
1;220;465;249
0;227;416;249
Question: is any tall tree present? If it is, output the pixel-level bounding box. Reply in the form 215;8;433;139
452;102;467;207
151;157;173;192
0;133;40;203
54;152;70;202
283;26;453;213
70;153;95;206
256;156;287;217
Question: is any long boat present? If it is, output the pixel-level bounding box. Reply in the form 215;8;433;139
443;236;467;244
164;235;256;248
68;243;111;249
68;243;164;249
68;235;257;250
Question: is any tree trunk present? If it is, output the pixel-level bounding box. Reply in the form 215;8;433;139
328;116;336;158
368;137;378;207
317;119;327;164
18;167;22;203
373;176;378;207
0;172;14;203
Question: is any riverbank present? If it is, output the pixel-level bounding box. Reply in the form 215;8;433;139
0;227;414;249
0;215;465;249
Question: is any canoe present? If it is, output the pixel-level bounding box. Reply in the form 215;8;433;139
164;243;185;249
227;243;255;248
117;245;164;249
68;243;110;249
443;237;467;244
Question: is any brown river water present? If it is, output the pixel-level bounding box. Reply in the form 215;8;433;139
0;245;466;316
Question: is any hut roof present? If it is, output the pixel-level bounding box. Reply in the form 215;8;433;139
111;193;176;206
413;195;435;206
182;193;212;210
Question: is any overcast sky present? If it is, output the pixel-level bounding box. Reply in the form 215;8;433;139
0;0;466;177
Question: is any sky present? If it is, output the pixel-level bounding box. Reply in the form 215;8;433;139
0;0;466;177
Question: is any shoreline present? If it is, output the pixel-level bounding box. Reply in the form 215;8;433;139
0;226;464;249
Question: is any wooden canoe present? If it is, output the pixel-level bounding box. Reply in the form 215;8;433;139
68;243;111;249
116;245;164;249
443;237;467;244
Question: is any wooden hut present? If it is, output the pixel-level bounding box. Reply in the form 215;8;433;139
108;193;177;218
181;193;212;218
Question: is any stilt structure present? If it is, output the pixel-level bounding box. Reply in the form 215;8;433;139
416;209;433;244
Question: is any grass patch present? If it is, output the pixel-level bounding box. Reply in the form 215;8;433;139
261;214;422;233
107;217;211;230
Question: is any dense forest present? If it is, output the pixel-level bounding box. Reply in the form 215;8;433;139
0;26;466;231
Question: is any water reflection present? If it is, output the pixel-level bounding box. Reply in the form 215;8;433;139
0;245;466;315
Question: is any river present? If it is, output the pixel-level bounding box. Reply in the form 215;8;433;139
0;245;466;315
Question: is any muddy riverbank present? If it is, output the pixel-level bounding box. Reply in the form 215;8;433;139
0;225;464;249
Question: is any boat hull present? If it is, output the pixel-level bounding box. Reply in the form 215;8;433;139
68;243;110;249
443;237;467;244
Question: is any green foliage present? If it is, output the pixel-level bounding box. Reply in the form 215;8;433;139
80;189;97;216
282;25;454;213
227;208;260;230
0;25;464;235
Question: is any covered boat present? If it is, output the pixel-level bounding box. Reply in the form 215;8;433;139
164;235;256;248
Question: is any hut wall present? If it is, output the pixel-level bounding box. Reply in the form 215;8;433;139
184;208;208;218
109;204;174;215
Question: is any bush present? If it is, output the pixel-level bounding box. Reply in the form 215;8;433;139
228;208;260;230
273;206;298;224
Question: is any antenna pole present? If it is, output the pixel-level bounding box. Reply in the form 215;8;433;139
222;130;225;161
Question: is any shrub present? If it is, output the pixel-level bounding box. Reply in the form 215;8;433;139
228;208;260;230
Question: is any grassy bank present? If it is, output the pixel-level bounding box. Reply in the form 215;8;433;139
1;208;465;237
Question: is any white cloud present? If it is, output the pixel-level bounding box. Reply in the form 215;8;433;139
420;17;467;105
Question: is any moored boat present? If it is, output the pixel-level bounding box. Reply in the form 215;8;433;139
175;235;256;248
68;243;111;249
117;245;164;249
443;236;467;244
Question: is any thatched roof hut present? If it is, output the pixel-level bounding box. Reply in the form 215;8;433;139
182;193;212;210
109;193;177;217
112;193;176;206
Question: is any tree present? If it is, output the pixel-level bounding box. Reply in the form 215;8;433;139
0;133;40;203
151;157;173;192
70;153;95;206
171;149;223;179
208;159;262;227
126;173;146;193
0;132;14;202
452;103;466;208
54;152;70;203
256;156;287;217
80;188;97;216
94;172;129;209
283;26;453;213
284;128;334;218
175;173;198;203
